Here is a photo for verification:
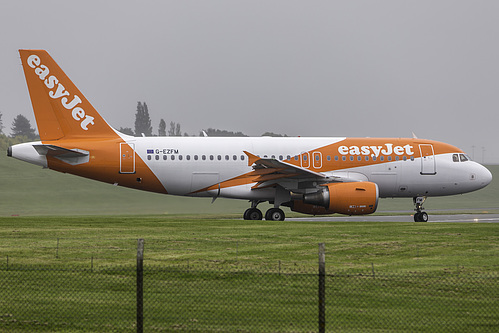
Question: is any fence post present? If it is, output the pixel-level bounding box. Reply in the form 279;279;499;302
137;239;145;333
318;243;326;333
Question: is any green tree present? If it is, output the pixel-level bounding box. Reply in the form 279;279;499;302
11;114;36;139
261;132;288;137
158;119;167;136
200;128;247;137
119;127;134;136
168;121;181;136
134;102;152;137
0;111;3;134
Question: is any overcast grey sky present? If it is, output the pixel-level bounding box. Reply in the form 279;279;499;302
1;1;498;163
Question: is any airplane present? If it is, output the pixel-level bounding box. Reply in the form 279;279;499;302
8;50;493;222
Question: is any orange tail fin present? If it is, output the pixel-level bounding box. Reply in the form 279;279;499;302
19;50;116;141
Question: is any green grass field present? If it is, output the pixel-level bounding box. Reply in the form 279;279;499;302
0;216;498;332
1;216;498;272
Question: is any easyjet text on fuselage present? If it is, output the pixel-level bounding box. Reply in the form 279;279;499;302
338;143;414;157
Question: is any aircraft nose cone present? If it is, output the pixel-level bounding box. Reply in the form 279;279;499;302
480;165;493;188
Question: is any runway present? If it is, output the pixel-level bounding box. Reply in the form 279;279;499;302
287;213;499;223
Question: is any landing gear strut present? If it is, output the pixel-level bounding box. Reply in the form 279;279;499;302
413;196;428;222
243;201;286;221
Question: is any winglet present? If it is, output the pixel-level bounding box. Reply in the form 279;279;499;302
243;151;260;166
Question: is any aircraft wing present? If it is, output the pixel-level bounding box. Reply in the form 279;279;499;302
244;151;332;190
191;151;363;194
243;151;368;190
244;150;326;179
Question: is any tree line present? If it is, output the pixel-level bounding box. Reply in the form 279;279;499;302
120;102;287;138
0;101;287;150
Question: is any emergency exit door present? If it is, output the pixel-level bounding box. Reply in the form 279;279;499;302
120;142;136;174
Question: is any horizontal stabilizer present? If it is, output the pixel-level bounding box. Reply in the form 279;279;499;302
32;144;90;165
33;144;89;158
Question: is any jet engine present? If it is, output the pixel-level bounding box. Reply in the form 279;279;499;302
290;182;379;215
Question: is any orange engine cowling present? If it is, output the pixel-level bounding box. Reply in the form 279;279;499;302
291;182;379;216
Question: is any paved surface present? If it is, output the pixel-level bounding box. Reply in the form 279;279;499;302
287;213;499;223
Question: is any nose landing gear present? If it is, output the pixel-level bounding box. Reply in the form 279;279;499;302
413;196;428;222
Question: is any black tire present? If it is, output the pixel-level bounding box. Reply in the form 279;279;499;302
244;208;263;220
265;208;285;221
421;212;428;222
414;212;422;222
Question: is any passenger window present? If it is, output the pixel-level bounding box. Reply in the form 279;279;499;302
225;155;229;161
233;155;237;161
241;155;245;161
217;155;222;161
194;155;198;161
155;155;159;160
453;154;459;162
210;155;214;161
171;155;175;161
186;155;190;161
163;155;167;161
179;155;183;161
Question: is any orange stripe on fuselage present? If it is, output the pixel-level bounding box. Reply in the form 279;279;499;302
43;139;167;195
282;138;462;173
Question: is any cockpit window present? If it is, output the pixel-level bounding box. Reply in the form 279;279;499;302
459;154;469;162
452;154;459;162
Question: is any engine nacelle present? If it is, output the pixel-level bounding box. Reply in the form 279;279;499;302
291;182;379;216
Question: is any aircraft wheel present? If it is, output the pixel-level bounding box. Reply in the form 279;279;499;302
420;212;428;222
244;208;263;220
414;212;429;222
265;208;285;221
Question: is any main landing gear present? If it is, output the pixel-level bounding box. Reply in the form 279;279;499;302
413;196;428;222
243;201;285;221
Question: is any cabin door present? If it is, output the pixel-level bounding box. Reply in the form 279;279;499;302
419;144;436;175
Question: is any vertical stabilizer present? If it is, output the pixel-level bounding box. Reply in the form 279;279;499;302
19;50;116;140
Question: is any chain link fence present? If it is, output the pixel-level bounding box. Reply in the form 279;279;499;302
0;243;498;332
